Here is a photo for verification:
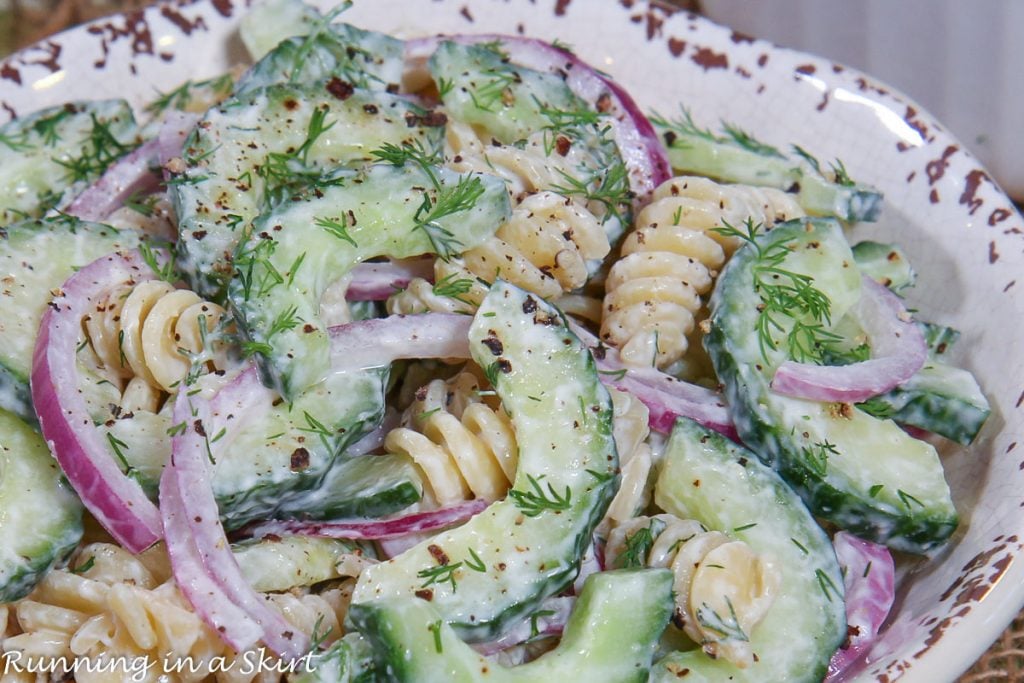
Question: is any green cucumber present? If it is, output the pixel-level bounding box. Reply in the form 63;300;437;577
651;418;845;683
239;0;326;61
171;84;445;297
429;40;583;145
859;361;990;445
0;409;83;601
228;163;509;399
237;22;404;94
232;536;369;592
652;112;882;222
705;218;957;553
349;569;672;683
852;241;915;292
0;100;138;227
0;216;142;421
294;633;378;683
274;452;422;522
351;281;618;641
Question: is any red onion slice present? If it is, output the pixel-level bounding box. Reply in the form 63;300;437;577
346;259;434;301
65;138;163;222
244;499;488;541
772;276;927;403
328;313;472;371
826;531;896;681
157;111;201;170
406;35;671;204
31;251;163;553
166;367;310;660
568;321;736;438
159;465;264;652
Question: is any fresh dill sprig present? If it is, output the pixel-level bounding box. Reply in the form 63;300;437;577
413;175;485;260
55;114;134;183
712;219;840;364
370;139;442;176
802;440;840;478
508;474;571;517
138;241;177;284
145;73;234;116
258;107;340;206
648;107;720;146
722;122;784;158
0;131;30;152
621;523;656;568
695;597;750;642
417;562;462;592
298;411;334;454
432;272;475;304
314;215;358;247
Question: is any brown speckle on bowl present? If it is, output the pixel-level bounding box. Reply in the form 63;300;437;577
691;45;727;70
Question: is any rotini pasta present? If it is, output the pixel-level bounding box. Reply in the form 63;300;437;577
388;121;612;314
606;515;780;668
0;543;350;683
600;388;653;533
384;371;517;506
601;175;805;369
83;280;227;410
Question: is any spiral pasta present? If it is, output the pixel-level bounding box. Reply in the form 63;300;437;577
601;175;806;369
0;543;349;683
600;388;653;532
606;515;780;668
388;121;611;314
384;371;517;506
83;280;227;411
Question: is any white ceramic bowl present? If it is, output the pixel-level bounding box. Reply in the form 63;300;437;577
1;1;1022;680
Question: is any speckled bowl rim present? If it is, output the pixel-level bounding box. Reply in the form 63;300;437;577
2;1;1023;681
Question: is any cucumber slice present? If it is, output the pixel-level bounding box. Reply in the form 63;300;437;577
651;418;845;683
274;452;422;522
652;112;882;222
239;0;325;61
705;218;957;553
210;367;390;530
171;84;445;297
0;409;83;601
228;163;509;399
351;281;618;641
349;569;672;683
237;22;404;94
232;536;368;592
859;361;990;445
0;217;142;421
852;241;915;292
294;632;378;683
0;100;138;227
430;40;584;145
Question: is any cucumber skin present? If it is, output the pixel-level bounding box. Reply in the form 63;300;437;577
349;569;673;683
652;418;846;683
705;219;957;553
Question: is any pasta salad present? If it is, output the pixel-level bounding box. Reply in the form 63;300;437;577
0;1;991;681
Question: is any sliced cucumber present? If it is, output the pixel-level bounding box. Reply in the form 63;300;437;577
0;409;83;601
351;281;618;641
237;22;404;94
653;113;882;222
705;218;957;553
211;367;390;530
350;568;672;683
274;452;422;522
852;241;915;292
232;536;368;592
228;163;509;399
651;418;845;683
430;40;583;145
0;217;142;421
171;84;444;297
239;0;325;61
0;100;138;227
294;632;378;683
859;361;990;445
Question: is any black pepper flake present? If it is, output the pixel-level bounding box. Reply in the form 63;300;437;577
193;420;206;437
496;358;512;374
415;589;434;601
427;544;450;565
363;103;379;114
303;324;316;334
290;447;310;471
192;230;207;241
326;77;354;100
522;296;537;314
482;336;504;356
